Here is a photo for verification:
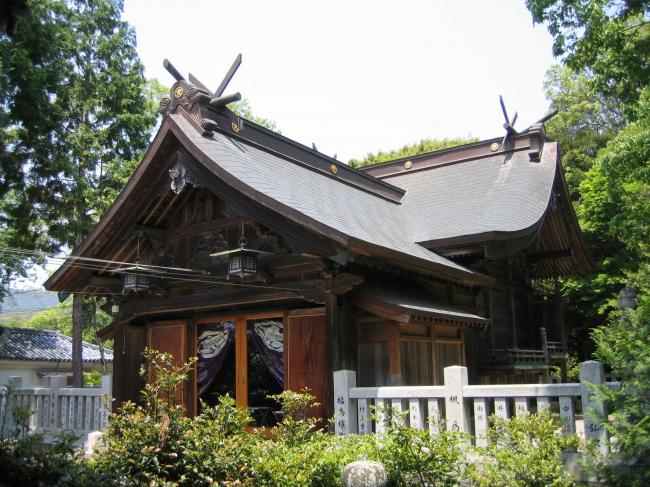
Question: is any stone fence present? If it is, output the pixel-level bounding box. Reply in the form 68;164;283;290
0;375;111;448
334;360;620;456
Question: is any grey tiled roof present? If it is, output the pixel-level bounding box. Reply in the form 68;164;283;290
0;326;112;362
357;283;489;325
172;114;476;277
385;144;557;244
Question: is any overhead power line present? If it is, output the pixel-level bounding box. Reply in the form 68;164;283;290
0;246;302;294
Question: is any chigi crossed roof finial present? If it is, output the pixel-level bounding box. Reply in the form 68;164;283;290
498;95;518;147
163;53;242;106
157;54;245;136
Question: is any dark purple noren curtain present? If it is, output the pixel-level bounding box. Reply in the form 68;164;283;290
249;320;284;386
197;321;235;396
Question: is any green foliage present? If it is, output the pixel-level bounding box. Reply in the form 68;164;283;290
231;98;279;133
591;269;650;486
348;136;478;168
469;412;580;487
0;432;89;486
372;411;467;487
252;390;371;487
544;65;624;198
0;0;160;292
93;349;197;485
527;0;650;108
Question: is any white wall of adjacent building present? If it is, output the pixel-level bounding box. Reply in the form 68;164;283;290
0;360;111;387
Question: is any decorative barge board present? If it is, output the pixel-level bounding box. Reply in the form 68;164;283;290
45;64;592;420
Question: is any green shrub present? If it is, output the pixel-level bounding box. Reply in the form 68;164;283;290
251;390;372;487
0;431;89;486
591;279;650;486
469;411;580;487
92;348;197;485
370;410;468;487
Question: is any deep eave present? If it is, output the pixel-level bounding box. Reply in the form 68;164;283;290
45;113;487;293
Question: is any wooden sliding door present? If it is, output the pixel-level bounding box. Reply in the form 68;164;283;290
285;310;328;418
147;320;191;410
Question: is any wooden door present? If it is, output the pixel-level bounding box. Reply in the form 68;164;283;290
285;311;328;418
113;324;147;407
147;320;190;410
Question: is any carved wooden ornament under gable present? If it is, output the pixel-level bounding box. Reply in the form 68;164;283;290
168;152;202;194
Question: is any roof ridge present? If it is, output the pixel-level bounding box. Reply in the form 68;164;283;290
0;325;60;335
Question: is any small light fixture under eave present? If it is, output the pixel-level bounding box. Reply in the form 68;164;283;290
111;302;120;316
112;232;164;295
210;220;272;280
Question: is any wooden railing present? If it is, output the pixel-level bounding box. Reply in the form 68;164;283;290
0;375;111;443
334;361;619;456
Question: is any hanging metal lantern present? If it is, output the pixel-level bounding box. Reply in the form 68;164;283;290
228;246;259;279
211;220;271;280
113;232;161;295
122;260;152;294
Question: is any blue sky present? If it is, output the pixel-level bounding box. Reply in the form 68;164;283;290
124;0;557;163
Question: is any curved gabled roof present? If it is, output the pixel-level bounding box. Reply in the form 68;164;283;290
169;114;487;283
45;112;489;292
366;141;558;246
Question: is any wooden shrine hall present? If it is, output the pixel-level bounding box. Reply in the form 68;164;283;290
44;59;591;421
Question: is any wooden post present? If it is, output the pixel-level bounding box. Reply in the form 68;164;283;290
444;366;470;433
580;361;609;455
333;370;357;435
235;318;248;408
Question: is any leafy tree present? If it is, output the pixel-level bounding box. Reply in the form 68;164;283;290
527;0;650;108
0;0;160;385
591;270;650;486
231;98;279;133
348;136;478;168
540;65;627;355
544;65;624;198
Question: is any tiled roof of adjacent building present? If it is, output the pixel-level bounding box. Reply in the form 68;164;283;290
0;326;112;362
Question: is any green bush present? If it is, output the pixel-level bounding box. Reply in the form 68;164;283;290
251;390;372;487
0;432;89;486
469;411;580;487
591;275;650;486
370;410;467;487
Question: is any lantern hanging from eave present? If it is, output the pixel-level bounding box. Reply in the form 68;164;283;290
115;232;162;295
122;259;152;294
210;221;271;279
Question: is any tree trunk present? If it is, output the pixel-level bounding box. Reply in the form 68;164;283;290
72;293;84;387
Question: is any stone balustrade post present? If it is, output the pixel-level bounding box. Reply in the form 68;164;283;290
580;361;609;455
48;375;67;431
443;366;470;434
334;370;358;435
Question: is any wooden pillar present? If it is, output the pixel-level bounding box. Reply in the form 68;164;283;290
235;317;248;408
325;274;338;417
508;263;518;349
388;322;401;385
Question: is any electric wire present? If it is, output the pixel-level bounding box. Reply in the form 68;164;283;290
0;245;303;293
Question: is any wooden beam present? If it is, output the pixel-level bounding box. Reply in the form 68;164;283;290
527;248;574;264
87;276;121;291
166;217;251;241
